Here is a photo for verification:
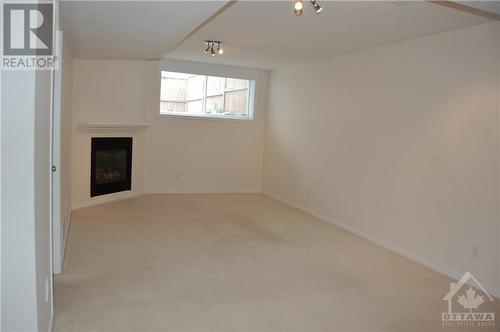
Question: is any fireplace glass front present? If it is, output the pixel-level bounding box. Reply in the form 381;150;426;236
91;137;132;197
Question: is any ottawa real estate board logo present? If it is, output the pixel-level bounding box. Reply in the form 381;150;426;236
2;2;55;70
442;271;495;328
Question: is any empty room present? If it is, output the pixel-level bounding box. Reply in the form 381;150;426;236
1;1;500;331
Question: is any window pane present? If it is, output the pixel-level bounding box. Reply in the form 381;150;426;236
226;78;248;91
186;76;204;101
160;101;186;114
224;89;248;116
160;71;253;119
206;95;224;114
206;76;225;97
187;100;203;114
161;77;186;101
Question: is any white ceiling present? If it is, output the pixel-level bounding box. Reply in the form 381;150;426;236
60;1;229;59
167;1;491;69
61;1;491;68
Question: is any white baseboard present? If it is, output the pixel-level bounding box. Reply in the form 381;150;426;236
61;210;72;272
144;188;261;195
53;209;71;275
62;209;71;251
71;189;261;210
48;312;54;332
263;191;500;299
71;190;144;210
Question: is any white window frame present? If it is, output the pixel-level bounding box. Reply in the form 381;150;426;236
159;71;256;121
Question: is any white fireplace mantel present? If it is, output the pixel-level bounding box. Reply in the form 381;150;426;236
78;122;151;131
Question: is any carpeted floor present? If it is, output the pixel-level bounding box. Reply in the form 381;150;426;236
54;194;499;332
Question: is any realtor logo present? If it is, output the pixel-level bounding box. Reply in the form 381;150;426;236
3;3;53;55
442;271;495;328
2;2;56;70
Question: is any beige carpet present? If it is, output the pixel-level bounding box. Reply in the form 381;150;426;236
54;194;499;332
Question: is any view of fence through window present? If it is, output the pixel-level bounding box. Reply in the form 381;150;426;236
160;71;253;119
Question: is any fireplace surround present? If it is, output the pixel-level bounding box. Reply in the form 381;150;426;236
91;137;132;197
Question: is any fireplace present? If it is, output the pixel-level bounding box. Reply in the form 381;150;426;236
91;137;132;197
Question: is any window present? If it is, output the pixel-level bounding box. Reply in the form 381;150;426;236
160;71;254;120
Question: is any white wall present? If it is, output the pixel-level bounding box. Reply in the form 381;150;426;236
1;70;39;332
71;60;147;208
144;60;268;194
71;59;268;208
1;69;53;332
264;23;500;294
497;21;500;292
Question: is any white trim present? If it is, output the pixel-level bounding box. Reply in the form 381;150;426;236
62;210;71;252
51;29;63;276
159;113;254;122
77;122;151;131
71;189;261;210
263;191;500;299
144;188;261;195
71;190;144;210
60;210;71;273
48;1;58;326
48;313;54;332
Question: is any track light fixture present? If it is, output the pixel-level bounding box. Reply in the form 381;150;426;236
203;41;224;57
294;0;323;15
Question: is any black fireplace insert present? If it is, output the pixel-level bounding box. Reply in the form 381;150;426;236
91;137;132;197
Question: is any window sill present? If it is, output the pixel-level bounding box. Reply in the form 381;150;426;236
159;112;254;122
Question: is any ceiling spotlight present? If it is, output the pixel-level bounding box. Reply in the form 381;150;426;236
311;0;322;13
210;46;217;56
203;41;212;54
203;44;211;55
294;0;303;16
217;43;224;55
